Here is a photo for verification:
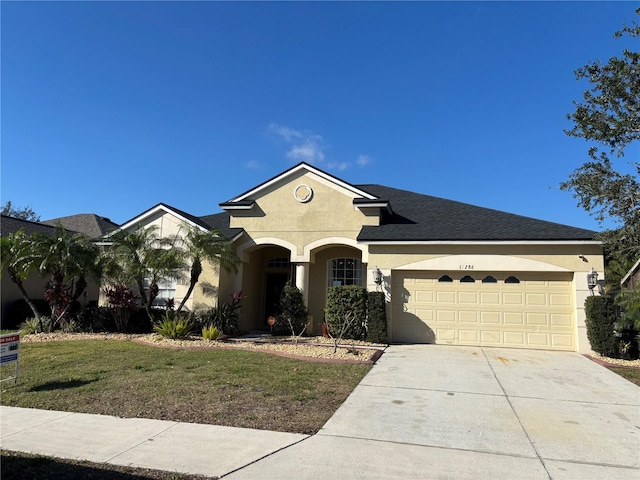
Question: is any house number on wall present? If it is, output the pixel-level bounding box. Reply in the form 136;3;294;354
459;265;474;270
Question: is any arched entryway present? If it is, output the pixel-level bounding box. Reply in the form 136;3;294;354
239;245;293;331
306;244;365;335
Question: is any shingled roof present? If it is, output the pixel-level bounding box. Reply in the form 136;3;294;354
356;184;596;242
42;214;119;239
1;215;60;237
199;212;243;240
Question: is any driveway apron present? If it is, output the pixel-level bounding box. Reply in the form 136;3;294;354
226;345;640;480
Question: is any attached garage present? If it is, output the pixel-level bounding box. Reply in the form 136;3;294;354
391;271;576;351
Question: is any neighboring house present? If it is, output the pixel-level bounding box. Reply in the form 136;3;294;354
0;214;118;324
41;213;119;239
110;162;603;353
621;258;640;290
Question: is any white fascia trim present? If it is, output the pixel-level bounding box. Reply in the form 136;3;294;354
620;257;640;286
221;205;254;210
359;240;603;246
232;163;377;202
108;205;209;237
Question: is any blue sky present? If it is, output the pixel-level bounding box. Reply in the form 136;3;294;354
1;2;636;230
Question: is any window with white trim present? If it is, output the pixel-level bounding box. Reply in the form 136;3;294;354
143;277;177;307
328;258;362;287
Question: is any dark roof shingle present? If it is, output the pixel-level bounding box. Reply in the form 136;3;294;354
42;214;119;239
356;184;595;242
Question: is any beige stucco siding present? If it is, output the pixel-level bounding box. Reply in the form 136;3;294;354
230;171;377;258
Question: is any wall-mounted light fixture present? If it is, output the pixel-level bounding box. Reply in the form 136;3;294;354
587;268;598;295
373;267;383;286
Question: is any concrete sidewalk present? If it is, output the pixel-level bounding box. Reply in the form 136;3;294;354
2;345;639;479
0;406;308;477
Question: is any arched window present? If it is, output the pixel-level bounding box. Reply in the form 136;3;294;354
482;275;497;283
328;258;362;287
438;275;453;283
460;275;475;283
505;276;520;284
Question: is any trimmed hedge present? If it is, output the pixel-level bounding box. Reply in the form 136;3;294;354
585;295;617;357
325;286;367;340
366;291;387;343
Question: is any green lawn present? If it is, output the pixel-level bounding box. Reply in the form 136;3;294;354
607;366;640;386
0;340;371;434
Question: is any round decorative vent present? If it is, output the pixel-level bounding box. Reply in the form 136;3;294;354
294;184;313;203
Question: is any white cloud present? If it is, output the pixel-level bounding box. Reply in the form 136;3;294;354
327;161;350;171
245;160;265;170
356;154;371;167
268;123;326;165
267;123;372;172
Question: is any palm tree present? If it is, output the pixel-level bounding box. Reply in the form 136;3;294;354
174;227;240;314
1;230;43;322
37;226;100;330
103;226;186;322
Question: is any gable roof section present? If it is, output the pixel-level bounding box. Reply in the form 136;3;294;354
356;184;596;242
113;203;212;236
221;162;377;207
42;214;119;239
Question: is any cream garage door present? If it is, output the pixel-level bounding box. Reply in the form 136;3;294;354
392;271;575;350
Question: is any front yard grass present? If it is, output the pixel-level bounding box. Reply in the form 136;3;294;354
0;340;371;434
607;366;640;386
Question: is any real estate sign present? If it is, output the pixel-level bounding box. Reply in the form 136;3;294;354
1;333;21;383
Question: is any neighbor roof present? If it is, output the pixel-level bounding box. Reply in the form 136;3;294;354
199;212;243;240
42;214;119;239
1;215;61;237
356;184;596;242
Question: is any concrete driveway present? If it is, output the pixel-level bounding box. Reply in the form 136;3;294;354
226;345;640;480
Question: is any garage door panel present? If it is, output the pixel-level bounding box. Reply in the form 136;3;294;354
458;292;478;304
392;271;575;351
503;293;524;305
503;331;525;346
480;330;501;344
436;291;455;302
551;334;574;348
550;294;571;306
526;293;548;306
550;313;571;327
459;330;479;342
527;313;548;326
415;290;434;303
459;310;478;323
480;311;500;324
504;312;525;325
480;292;501;304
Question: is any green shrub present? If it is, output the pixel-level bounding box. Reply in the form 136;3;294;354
274;283;309;337
200;304;239;336
325;286;367;340
585;295;618;357
202;324;221;341
154;312;193;339
20;317;52;335
366;291;388;343
74;306;111;333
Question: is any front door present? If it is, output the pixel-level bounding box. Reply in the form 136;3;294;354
264;273;289;324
